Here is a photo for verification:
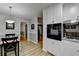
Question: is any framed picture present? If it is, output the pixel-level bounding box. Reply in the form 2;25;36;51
6;22;15;29
31;24;34;29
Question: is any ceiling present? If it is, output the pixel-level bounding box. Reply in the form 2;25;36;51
0;3;52;20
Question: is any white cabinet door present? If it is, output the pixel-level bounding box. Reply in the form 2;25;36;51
61;41;79;56
47;38;62;55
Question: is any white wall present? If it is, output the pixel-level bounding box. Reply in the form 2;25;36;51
0;14;29;41
29;16;38;44
43;3;79;56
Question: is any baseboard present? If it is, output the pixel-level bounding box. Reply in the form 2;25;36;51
42;48;47;52
29;39;37;44
47;51;55;56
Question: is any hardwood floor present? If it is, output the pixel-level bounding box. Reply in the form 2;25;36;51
20;36;27;42
20;41;51;56
38;36;43;48
20;36;51;56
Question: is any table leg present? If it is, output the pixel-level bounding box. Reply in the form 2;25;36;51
1;45;3;56
18;42;19;56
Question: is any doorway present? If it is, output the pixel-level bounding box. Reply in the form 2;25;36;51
38;24;43;47
37;17;43;48
20;22;27;43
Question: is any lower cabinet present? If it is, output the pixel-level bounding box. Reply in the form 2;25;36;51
46;38;79;56
61;40;79;56
46;38;62;56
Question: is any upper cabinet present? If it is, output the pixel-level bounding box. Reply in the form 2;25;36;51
63;3;79;21
45;4;63;24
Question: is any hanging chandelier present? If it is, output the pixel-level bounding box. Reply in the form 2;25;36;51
6;6;15;23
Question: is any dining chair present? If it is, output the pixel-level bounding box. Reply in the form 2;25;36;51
5;34;15;37
1;37;19;56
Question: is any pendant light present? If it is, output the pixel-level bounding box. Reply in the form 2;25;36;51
6;6;14;23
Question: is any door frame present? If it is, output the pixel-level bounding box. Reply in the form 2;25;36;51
20;22;28;42
25;24;27;39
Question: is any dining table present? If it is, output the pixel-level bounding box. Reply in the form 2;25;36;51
0;35;19;56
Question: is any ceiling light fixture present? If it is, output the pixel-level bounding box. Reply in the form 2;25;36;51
6;20;15;23
6;6;15;23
